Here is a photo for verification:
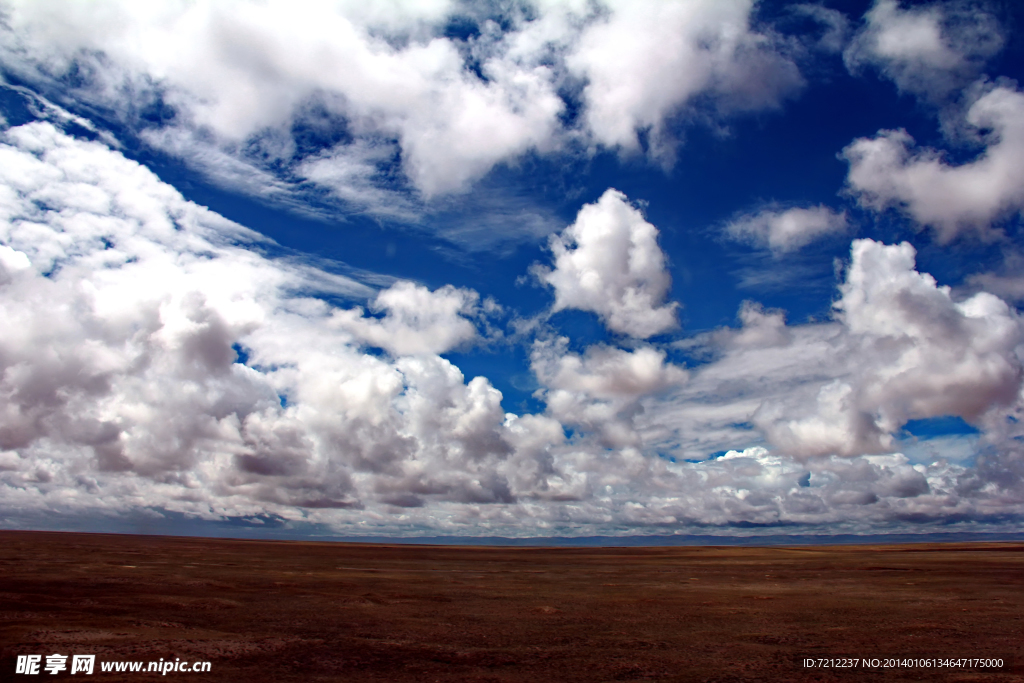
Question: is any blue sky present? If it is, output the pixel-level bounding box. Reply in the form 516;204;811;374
1;0;1024;540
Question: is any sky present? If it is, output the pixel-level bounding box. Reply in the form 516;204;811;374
1;0;1024;541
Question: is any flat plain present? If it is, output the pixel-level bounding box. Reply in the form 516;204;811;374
0;531;1021;682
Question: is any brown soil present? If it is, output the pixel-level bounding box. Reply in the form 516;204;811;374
0;531;1021;682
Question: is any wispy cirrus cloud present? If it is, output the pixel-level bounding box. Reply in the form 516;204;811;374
724;203;848;255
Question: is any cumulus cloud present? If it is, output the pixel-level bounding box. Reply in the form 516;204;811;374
845;0;1003;102
531;337;688;448
724;204;848;254
536;188;678;338
729;301;792;349
764;240;1022;458
2;120;1023;536
564;0;803;159
0;0;563;201
629;240;1024;528
842;85;1024;240
650;239;1024;466
0;0;803;222
838;240;1020;420
331;281;483;356
0;120;577;524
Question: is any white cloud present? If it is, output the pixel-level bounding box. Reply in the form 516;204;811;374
629;242;1024;529
294;138;419;221
565;0;803;159
845;0;1003;101
729;301;791;349
531;338;687;448
761;237;1023;459
535;342;687;399
0;243;31;282
2;121;1023;536
0;0;804;222
724;204;848;254
842;85;1024;240
650;239;1024;463
0;0;563;201
652;319;848;462
537;188;678;338
834;239;1021;431
331;281;482;356
0;120;569;522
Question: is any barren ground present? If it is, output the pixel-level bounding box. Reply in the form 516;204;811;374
1;531;1021;682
